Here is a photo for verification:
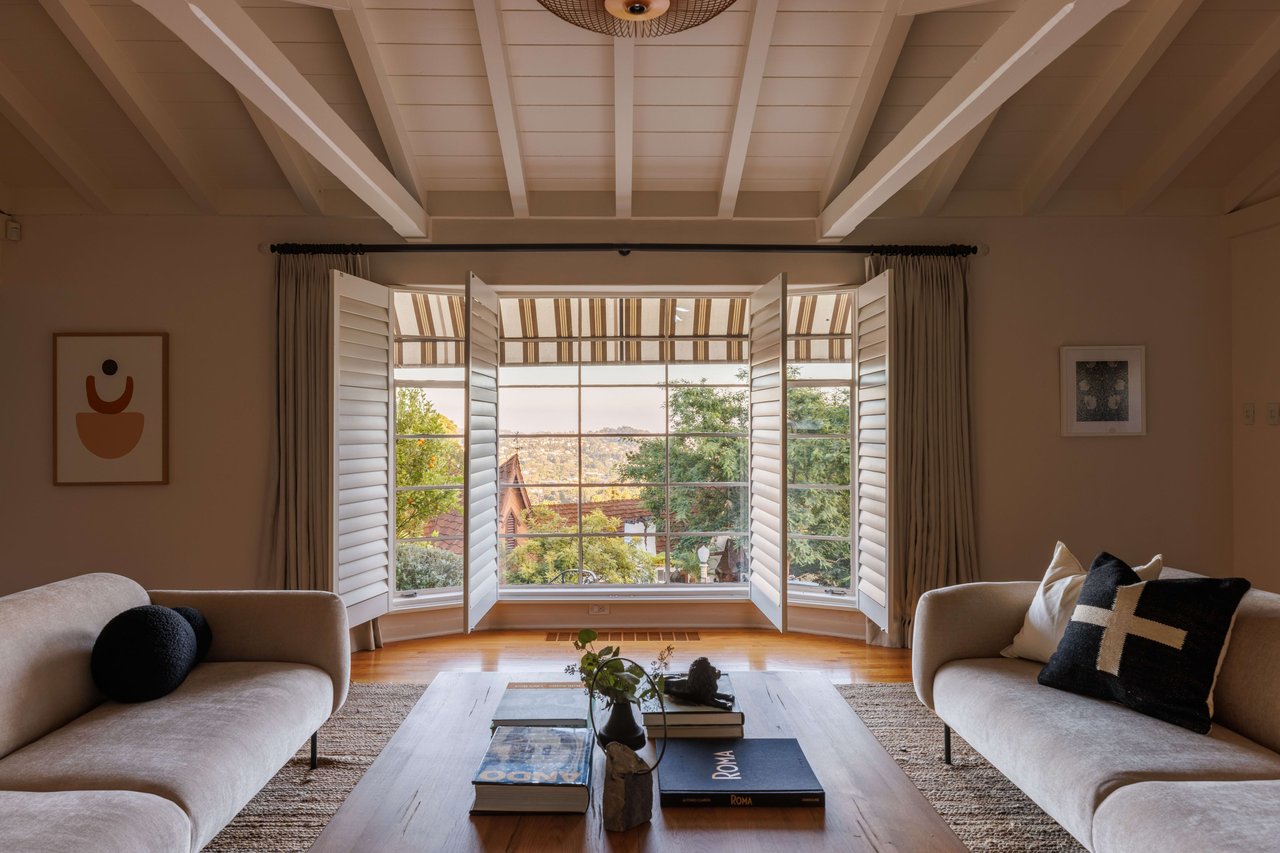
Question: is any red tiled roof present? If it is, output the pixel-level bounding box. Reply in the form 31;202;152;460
548;498;652;528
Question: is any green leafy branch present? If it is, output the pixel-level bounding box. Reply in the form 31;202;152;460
564;629;674;708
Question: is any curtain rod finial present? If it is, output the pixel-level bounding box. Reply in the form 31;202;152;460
258;242;273;255
975;242;990;257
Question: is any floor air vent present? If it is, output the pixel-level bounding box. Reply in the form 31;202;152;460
545;631;700;642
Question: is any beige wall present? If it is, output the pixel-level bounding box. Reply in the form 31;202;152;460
0;213;1235;601
1230;223;1280;592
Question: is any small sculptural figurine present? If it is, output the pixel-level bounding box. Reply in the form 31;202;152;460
603;742;653;832
662;656;735;710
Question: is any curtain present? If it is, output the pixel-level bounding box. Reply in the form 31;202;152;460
866;253;979;647
268;252;370;591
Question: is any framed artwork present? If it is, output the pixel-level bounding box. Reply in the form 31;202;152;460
1060;345;1145;437
54;333;168;484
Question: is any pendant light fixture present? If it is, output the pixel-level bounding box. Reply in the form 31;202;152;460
536;0;740;38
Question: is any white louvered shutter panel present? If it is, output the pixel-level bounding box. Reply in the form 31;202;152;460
748;274;788;631
464;273;501;632
331;270;394;627
854;269;893;632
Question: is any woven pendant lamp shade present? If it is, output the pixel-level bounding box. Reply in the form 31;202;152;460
537;0;740;38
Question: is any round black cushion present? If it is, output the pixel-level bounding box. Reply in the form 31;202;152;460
171;606;213;663
91;605;197;702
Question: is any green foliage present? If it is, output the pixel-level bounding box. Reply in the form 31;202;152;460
395;388;464;539
565;629;673;708
785;385;854;588
502;508;655;585
395;543;463;592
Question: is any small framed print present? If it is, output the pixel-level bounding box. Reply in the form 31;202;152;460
1060;345;1145;437
54;333;169;484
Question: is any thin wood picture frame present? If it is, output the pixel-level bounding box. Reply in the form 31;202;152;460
1060;345;1145;437
53;332;169;485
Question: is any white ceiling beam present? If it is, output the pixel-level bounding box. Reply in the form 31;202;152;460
39;0;218;213
134;0;427;238
1124;13;1280;212
614;38;634;218
821;3;912;208
718;0;779;218
238;93;325;215
919;109;998;215
1022;0;1202;213
0;59;112;212
473;0;528;218
1223;130;1280;212
820;0;1129;238
335;0;425;206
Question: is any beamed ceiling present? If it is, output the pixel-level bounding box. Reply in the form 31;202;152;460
1;0;1279;240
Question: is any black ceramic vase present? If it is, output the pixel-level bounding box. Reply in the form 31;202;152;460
598;700;646;751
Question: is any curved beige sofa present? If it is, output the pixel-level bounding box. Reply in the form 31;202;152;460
912;570;1280;852
0;573;349;852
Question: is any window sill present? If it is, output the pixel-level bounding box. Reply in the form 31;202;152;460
498;584;751;604
787;589;861;610
392;589;463;612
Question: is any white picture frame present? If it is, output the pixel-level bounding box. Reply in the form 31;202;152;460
1060;345;1145;437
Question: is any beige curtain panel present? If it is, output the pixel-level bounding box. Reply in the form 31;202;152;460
866;253;979;647
269;253;370;591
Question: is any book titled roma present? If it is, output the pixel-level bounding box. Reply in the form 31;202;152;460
471;726;593;814
656;738;824;808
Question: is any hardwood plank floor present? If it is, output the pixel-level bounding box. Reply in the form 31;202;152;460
352;629;913;685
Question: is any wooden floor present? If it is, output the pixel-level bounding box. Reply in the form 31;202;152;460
352;629;913;685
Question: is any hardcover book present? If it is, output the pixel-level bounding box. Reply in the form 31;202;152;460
491;682;591;729
471;726;593;814
641;674;744;728
645;724;744;739
656;738;824;808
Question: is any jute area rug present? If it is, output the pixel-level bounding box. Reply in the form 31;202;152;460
205;681;1082;852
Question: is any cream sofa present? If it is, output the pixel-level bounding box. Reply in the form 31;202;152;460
913;570;1280;852
0;573;349;852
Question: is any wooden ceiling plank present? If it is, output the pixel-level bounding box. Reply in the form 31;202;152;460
900;0;1005;14
335;0;426;208
1224;192;1280;238
820;0;1130;239
614;37;634;218
474;0;528;218
1223;125;1280;212
1022;0;1203;214
40;0;219;213
0;61;112;213
820;1;911;208
238;93;325;215
919;109;998;215
718;0;779;219
134;0;427;237
1124;13;1280;213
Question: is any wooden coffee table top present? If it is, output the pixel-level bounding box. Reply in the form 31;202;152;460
310;671;964;852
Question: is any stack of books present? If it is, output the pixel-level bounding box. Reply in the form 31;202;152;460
471;725;593;814
642;673;744;739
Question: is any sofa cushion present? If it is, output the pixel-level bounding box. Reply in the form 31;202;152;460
0;661;331;850
933;658;1280;849
1093;780;1280;853
0;789;191;853
0;573;149;759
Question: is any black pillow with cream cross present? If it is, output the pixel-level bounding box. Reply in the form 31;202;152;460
1038;552;1250;733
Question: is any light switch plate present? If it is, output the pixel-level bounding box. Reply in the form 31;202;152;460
1245;403;1256;425
1269;403;1280;426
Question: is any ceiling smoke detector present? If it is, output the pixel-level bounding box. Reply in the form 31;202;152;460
537;0;738;38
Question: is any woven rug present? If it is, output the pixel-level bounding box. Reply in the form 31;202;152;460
206;681;1082;852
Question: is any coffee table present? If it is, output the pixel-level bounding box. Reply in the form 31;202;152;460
310;671;965;852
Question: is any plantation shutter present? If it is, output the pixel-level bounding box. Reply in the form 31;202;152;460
331;270;394;627
748;274;788;631
464;273;501;632
854;269;893;633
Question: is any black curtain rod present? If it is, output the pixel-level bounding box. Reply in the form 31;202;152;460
269;242;978;257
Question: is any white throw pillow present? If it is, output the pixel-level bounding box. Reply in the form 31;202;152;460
1001;542;1163;663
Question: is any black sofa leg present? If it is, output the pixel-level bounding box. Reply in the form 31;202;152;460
944;724;952;766
310;732;318;770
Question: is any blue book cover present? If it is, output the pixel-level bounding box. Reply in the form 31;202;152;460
657;738;825;808
472;726;593;814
